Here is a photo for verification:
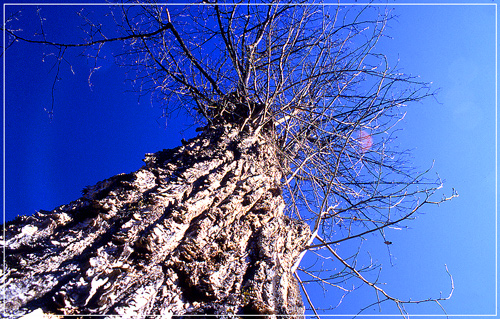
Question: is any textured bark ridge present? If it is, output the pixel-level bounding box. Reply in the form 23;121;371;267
2;125;311;318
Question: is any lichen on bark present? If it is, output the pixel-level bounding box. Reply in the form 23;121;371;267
2;125;311;318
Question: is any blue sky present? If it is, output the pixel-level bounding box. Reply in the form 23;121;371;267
2;1;497;317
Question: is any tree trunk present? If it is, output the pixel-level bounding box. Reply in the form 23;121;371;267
2;125;311;318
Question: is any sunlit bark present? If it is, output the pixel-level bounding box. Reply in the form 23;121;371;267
2;125;310;318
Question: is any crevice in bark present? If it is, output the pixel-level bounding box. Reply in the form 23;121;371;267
21;271;79;314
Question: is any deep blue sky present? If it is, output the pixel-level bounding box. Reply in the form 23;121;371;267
3;1;497;317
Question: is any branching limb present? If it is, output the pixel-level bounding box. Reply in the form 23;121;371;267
315;235;455;318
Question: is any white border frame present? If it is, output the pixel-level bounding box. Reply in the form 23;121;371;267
2;2;497;317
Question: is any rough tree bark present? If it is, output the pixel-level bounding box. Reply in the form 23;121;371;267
2;125;311;318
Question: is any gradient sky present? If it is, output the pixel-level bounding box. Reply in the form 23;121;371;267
3;1;497;317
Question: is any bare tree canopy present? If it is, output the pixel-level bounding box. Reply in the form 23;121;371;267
2;2;457;318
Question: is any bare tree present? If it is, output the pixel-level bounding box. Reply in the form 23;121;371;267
2;2;457;318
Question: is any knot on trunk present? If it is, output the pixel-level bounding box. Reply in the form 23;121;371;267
205;92;268;129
